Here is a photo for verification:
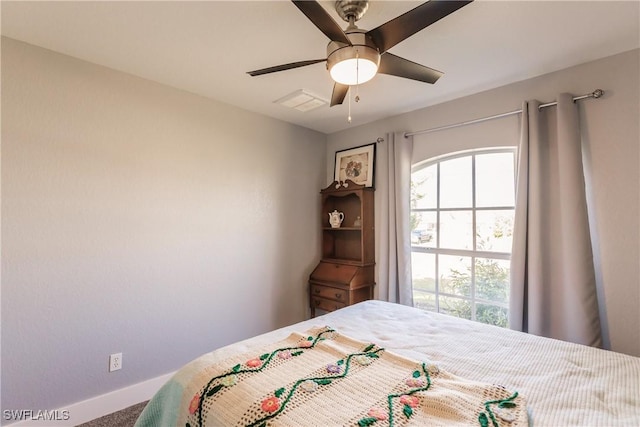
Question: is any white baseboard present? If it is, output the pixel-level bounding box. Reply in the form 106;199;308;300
3;372;175;427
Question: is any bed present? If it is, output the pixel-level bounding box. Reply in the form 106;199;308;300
135;300;640;426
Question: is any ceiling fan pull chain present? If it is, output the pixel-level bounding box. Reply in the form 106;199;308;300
348;86;352;123
355;50;361;103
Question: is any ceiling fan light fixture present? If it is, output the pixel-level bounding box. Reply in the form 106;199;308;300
326;32;380;86
330;56;378;85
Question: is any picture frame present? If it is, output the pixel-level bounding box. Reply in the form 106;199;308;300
334;143;376;188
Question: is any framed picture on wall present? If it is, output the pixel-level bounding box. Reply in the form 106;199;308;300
334;143;376;187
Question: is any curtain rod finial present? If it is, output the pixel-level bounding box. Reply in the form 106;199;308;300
592;89;604;99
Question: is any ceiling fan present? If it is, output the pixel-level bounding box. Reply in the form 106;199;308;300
247;0;473;107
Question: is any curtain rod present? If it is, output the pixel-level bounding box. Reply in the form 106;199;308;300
404;89;604;138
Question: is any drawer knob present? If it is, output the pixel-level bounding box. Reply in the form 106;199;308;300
335;293;342;299
315;300;321;306
314;288;321;294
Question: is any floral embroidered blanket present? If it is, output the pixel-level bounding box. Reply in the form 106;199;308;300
138;327;527;427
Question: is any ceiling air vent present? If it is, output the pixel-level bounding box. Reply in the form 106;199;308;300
274;89;327;112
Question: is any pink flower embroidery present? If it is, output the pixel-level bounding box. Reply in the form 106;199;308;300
278;350;292;359
188;393;200;415
400;395;420;408
246;358;262;368
368;407;388;420
261;396;280;413
299;340;313;348
405;378;426;387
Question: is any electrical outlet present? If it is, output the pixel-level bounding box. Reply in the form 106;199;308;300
109;353;122;372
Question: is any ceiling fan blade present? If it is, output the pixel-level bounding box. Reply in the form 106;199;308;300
292;0;352;45
367;0;473;54
378;53;443;84
247;59;326;76
330;83;349;107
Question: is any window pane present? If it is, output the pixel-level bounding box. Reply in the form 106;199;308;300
476;152;515;207
475;258;510;303
412;165;437;209
439;296;471;320
440;211;472;250
411;252;436;292
413;291;436;311
411;211;436;248
439;255;471;297
440;157;472;208
476;304;508;327
411;150;515;328
476;210;514;252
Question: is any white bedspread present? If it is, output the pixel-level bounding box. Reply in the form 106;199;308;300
137;301;640;426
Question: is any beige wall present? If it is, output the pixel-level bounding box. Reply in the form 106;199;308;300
1;38;325;412
327;49;640;357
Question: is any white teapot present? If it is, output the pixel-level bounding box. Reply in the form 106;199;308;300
328;210;344;228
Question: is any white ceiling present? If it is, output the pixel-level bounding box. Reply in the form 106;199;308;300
2;1;639;134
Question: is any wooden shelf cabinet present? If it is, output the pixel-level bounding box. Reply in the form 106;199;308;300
309;180;375;317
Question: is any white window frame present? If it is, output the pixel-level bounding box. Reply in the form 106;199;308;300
411;147;517;325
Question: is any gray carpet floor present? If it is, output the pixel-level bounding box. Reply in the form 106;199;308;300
76;401;148;427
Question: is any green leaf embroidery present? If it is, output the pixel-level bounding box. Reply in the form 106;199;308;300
403;404;413;418
337;360;344;365
412;370;421;378
257;422;266;427
259;353;269;360
315;379;332;385
367;353;379;359
357;417;378;427
363;344;375;352
275;387;285;398
307;336;313;341
206;384;224;397
232;364;241;373
478;412;489;427
499;401;516;408
291;351;303;356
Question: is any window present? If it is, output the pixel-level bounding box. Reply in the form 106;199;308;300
410;149;516;327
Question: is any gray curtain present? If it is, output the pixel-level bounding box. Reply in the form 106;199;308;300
510;93;602;347
376;132;413;305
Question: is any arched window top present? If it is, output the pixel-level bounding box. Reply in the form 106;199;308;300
413;147;516;173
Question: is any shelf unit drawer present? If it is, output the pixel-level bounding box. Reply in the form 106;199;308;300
311;285;348;302
309;261;374;288
310;262;358;284
311;297;346;313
